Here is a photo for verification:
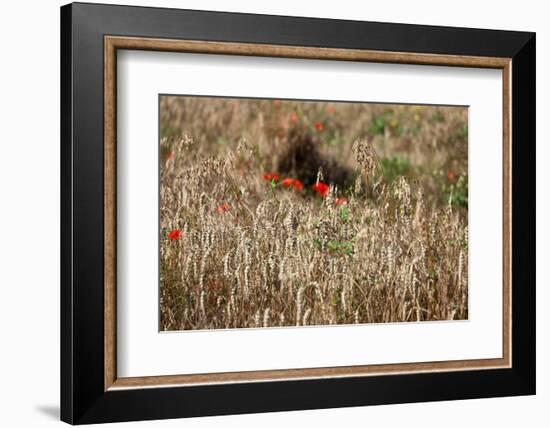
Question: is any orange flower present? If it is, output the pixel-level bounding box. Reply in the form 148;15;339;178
314;122;324;131
263;172;280;182
289;113;299;124
327;105;335;113
166;151;173;160
447;170;456;182
217;203;230;214
334;197;348;206
312;181;329;197
167;229;181;241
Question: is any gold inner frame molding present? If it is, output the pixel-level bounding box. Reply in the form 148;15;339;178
104;35;512;391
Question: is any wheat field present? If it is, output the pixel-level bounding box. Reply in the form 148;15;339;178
159;96;468;331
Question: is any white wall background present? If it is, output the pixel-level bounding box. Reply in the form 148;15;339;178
0;0;546;426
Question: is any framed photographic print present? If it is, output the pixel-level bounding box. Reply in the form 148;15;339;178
60;2;536;424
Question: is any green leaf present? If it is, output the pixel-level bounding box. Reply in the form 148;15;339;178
340;206;350;222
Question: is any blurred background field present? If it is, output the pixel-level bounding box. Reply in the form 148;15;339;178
160;96;468;208
159;96;468;331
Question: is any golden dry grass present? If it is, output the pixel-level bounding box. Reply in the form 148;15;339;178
159;96;468;331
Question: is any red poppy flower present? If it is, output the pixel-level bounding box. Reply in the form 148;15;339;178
282;178;295;187
327;105;335;113
292;179;304;191
289;113;299;124
217;203;230;214
314;122;324;131
167;229;181;241
312;181;330;197
281;178;303;191
263;172;280;182
166;151;174;160
447;170;456;182
334;197;348;206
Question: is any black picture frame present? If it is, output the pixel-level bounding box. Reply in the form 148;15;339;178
61;2;535;424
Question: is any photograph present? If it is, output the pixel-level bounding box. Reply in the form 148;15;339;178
55;2;536;424
159;96;469;331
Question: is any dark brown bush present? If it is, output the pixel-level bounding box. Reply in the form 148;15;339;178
277;127;356;189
